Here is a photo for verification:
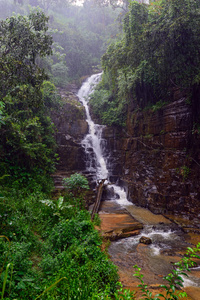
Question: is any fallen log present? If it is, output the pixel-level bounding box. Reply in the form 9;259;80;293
91;179;106;220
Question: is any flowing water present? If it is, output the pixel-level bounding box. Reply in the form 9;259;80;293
77;74;200;298
77;73;108;182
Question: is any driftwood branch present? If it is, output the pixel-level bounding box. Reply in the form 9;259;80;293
91;179;106;220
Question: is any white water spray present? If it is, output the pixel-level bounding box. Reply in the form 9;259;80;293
77;73;108;181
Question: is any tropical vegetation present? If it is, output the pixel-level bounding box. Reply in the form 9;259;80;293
90;0;200;126
0;174;120;299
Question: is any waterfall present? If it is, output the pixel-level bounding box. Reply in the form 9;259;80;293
77;73;109;182
77;73;135;203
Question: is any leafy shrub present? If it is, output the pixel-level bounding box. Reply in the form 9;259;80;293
63;173;89;193
151;100;168;112
45;211;97;252
89;77;126;126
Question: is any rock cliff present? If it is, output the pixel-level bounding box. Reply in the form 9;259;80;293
52;84;200;219
103;96;200;219
51;88;88;188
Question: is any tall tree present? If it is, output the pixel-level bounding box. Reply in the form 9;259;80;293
0;11;58;176
0;10;52;99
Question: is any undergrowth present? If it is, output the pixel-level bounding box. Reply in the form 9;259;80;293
0;173;200;299
0;173;119;299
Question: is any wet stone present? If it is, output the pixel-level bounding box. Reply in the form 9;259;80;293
139;236;152;245
97;201;143;241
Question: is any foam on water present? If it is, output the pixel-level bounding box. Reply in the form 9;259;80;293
182;275;198;287
115;226;176;248
150;245;161;256
111;185;131;206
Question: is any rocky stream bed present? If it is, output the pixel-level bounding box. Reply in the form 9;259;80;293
96;199;200;300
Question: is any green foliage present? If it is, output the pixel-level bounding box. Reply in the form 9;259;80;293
90;72;127;126
192;122;200;135
151;101;168;112
1;263;13;300
63;173;89;194
156;245;200;300
28;0;121;82
131;244;200;300
133;265;187;300
0;179;119;299
0;10;52;98
1;0;121;85
0;11;59;180
34;277;68;300
62;173;90;212
181;166;191;180
176;165;191;181
41;80;62;109
1;1;200;299
92;0;200;126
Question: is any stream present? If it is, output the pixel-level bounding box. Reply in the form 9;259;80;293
77;74;200;299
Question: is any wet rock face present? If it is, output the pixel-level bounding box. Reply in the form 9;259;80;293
103;97;200;218
139;236;152;245
97;200;143;241
51;94;88;172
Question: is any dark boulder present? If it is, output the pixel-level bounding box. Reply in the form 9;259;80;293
139;236;152;245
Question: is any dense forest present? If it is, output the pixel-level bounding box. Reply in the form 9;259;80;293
0;0;200;299
90;0;200;126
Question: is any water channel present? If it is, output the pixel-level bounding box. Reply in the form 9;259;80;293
77;74;200;299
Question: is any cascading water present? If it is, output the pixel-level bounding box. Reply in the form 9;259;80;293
77;73;108;182
77;74;200;293
77;73;127;192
